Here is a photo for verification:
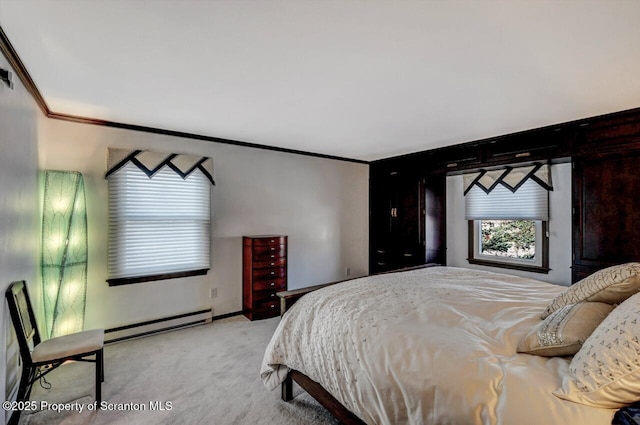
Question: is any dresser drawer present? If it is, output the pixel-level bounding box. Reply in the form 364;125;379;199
252;268;286;280
253;289;280;304
252;246;286;260
252;236;286;246
253;298;280;317
252;258;286;269
253;277;286;291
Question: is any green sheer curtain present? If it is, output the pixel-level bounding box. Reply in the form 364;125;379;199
41;171;88;338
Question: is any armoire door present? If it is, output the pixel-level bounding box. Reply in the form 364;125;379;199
572;152;640;282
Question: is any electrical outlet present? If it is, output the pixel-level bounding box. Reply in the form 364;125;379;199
209;288;217;298
345;267;351;276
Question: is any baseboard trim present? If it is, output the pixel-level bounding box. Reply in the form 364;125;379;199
105;309;212;334
210;310;244;322
105;308;212;343
104;309;243;344
105;319;207;344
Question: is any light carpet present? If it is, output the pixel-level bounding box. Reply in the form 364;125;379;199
19;316;338;425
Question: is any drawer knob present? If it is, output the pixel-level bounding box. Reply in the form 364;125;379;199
270;304;275;308
270;271;275;275
270;262;275;266
270;239;275;243
270;255;275;258
270;293;275;297
270;247;275;251
270;282;275;286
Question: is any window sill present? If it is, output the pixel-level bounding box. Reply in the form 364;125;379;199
107;268;209;286
467;258;550;274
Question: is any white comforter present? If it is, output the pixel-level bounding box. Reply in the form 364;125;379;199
260;266;617;425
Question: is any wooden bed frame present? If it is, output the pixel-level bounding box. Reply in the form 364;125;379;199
276;264;437;425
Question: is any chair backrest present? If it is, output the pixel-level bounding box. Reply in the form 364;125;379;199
5;281;41;365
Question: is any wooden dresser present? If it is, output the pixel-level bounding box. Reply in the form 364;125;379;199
242;235;288;320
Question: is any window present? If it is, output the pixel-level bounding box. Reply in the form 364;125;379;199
106;149;213;286
469;219;547;271
464;163;551;273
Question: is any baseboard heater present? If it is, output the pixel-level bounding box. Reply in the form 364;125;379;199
105;308;241;344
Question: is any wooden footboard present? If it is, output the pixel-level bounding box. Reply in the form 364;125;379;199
276;264;438;425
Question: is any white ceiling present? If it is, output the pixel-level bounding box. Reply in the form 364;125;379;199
1;1;640;161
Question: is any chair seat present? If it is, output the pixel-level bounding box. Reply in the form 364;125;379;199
32;329;104;363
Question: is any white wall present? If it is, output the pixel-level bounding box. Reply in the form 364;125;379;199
0;55;40;424
37;118;369;330
446;162;572;286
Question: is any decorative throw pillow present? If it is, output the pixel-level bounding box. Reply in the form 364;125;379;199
518;302;613;356
553;292;640;408
541;263;640;319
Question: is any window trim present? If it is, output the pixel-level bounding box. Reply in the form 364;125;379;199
107;268;209;287
474;219;543;267
467;220;550;274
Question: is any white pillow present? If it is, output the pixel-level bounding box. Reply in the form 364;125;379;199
554;291;640;408
517;302;612;357
542;262;640;319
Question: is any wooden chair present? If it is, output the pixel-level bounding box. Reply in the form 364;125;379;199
5;281;104;425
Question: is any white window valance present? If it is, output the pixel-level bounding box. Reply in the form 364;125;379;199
106;148;215;185
464;163;553;221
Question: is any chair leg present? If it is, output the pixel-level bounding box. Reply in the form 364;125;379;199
100;349;105;383
7;408;20;425
95;349;103;403
9;366;32;425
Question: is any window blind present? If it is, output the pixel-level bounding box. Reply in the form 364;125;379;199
108;162;210;280
465;178;549;220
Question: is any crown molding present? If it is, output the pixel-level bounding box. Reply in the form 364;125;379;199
0;24;369;165
0;25;49;115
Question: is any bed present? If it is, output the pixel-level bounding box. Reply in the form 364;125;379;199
260;266;619;424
